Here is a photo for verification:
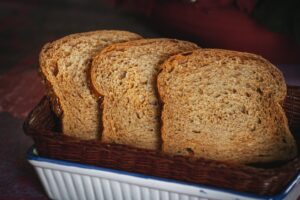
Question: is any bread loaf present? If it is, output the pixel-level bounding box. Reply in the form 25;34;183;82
157;49;297;164
39;30;142;140
91;39;198;149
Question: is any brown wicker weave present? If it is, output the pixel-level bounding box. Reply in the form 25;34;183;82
24;85;300;196
284;86;300;133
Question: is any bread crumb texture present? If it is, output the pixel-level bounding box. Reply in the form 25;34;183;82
91;38;198;149
158;49;297;164
39;30;142;140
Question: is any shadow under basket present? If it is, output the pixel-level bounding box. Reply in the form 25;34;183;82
23;85;300;196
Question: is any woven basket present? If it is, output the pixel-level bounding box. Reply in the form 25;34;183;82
24;85;300;196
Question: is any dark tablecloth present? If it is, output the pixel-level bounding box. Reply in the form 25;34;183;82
0;0;299;199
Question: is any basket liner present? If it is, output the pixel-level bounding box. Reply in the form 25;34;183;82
24;85;300;196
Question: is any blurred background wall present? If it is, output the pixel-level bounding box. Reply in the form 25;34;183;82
1;0;299;73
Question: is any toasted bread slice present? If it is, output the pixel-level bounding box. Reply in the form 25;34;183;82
39;30;142;140
91;39;198;149
158;49;297;164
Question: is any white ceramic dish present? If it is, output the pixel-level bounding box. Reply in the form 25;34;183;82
27;147;300;200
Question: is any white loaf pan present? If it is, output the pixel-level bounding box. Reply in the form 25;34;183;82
27;147;300;200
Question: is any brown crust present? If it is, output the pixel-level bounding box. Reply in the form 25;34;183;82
86;58;104;135
38;61;63;118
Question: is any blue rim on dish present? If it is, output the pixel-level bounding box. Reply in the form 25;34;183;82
27;146;300;200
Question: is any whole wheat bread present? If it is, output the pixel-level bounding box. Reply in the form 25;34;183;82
157;49;297;164
39;30;142;140
91;39;198;149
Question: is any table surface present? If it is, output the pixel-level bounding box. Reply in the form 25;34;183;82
0;0;299;199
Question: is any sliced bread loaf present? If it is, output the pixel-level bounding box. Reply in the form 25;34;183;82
39;30;142;140
157;49;297;164
91;39;198;150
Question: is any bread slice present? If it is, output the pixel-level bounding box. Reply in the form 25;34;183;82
158;49;297;164
39;30;142;140
91;39;198;150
